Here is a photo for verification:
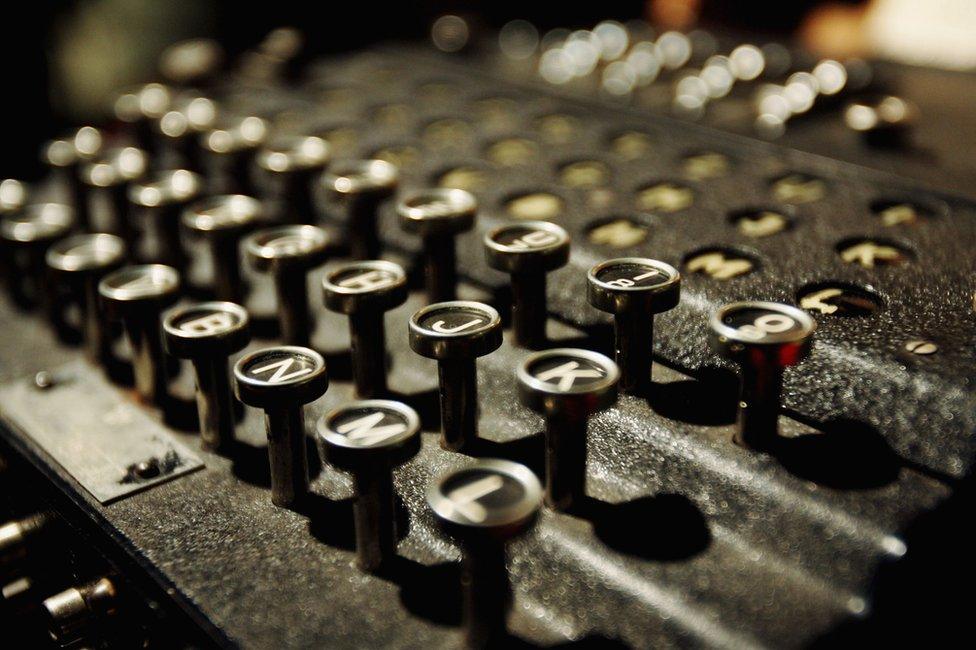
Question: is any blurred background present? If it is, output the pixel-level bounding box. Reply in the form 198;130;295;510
5;0;975;180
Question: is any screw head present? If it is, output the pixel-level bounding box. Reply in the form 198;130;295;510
98;264;180;317
517;348;619;417
243;224;330;272
132;458;161;479
182;195;263;237
317;399;421;468
483;221;570;274
129;169;202;208
427;458;542;540
587;257;681;314
33;371;56;390
46;233;127;275
397;188;477;237
1;203;74;245
709;301;816;366
408;300;502;360
233;345;328;409
322;260;407;315
163;301;251;358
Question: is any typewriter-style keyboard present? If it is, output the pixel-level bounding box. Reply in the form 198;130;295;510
0;23;973;649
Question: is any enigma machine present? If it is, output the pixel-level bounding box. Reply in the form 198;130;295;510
1;7;975;649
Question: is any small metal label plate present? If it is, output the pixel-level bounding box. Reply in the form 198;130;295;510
0;361;204;504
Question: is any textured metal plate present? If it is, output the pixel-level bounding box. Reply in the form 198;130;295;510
0;360;203;503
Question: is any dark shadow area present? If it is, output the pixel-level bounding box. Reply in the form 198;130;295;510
305;433;322;482
470;434;545;478
773;418;901;490
812;471;974;646
3;275;42;312
393;492;411;545
585;494;711;561
165;354;182;377
249;314;281;340
392;543;630;645
647;368;738;426
161;394;200;432
102;353;135;386
306;434;323;481
492;285;513;327
230;440;272;487
543;327;594;351
581;321;614;354
403;257;426;295
486;287;594;352
302;492;356;550
161;360;198;411
321;349;352;382
232;396;245;421
229;434;322;486
394;558;463;626
184;281;217;301
391;387;442;433
49;301;84;346
0;597;60;649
